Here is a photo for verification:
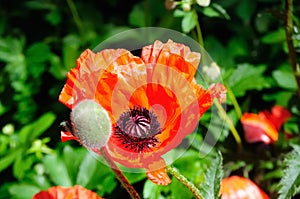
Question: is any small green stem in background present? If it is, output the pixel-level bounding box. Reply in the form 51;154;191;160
285;0;300;97
225;83;242;118
193;10;243;150
98;147;141;199
214;101;243;151
194;9;204;47
166;166;203;199
66;0;84;36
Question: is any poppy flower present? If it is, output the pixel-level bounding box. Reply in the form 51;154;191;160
220;176;269;199
32;185;103;199
59;40;226;185
241;106;291;144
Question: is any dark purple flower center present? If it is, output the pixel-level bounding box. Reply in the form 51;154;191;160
114;106;162;152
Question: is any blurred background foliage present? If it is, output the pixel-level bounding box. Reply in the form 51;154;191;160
0;0;299;198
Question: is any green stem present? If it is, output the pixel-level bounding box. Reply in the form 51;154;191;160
285;0;300;97
193;9;243;150
144;0;150;26
98;147;141;199
166;166;203;199
225;83;242;118
214;101;243;151
194;9;204;47
66;0;84;36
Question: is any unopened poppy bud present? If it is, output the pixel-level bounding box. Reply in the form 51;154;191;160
71;100;111;149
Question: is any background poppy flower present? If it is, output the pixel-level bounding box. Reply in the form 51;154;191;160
59;40;226;185
220;176;269;199
32;185;103;199
241;106;291;144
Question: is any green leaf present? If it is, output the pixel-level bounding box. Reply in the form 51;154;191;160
0;149;22;173
273;70;297;90
19;112;56;143
26;42;52;64
46;9;61;25
129;3;146;27
173;9;186;17
8;184;40;199
170;179;194;199
262;28;286;44
62;34;80;70
199;152;223;199
202;4;230;20
182;11;197;33
76;152;99;186
226;63;270;97
62;145;86;184
236;0;256;23
13;155;34;180
42;153;73;186
123;170;146;184
143;180;167;199
96;174;117;196
278;145;300;199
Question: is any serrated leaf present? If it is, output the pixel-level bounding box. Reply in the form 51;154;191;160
278;145;300;199
226;63;270;97
199;152;223;199
182;11;197;33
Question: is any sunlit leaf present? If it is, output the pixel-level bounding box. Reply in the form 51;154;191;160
273;70;297;90
199;152;223;199
19;112;56;143
43;153;73;186
278;145;300;199
226;63;270;97
76;153;98;186
182;11;197;33
8;184;40;199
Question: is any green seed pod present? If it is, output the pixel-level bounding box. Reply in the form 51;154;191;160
70;100;111;149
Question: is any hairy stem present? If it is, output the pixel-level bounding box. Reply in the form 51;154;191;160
285;0;300;96
166;166;203;199
98;147;141;199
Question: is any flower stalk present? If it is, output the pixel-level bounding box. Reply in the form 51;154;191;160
214;101;243;151
98;147;141;199
285;0;300;97
193;10;243;150
166;166;203;199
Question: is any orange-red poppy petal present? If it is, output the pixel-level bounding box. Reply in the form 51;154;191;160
241;113;278;144
259;105;291;131
220;176;269;199
145;158;171;185
141;40;200;82
61;131;78;142
33;185;103;199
